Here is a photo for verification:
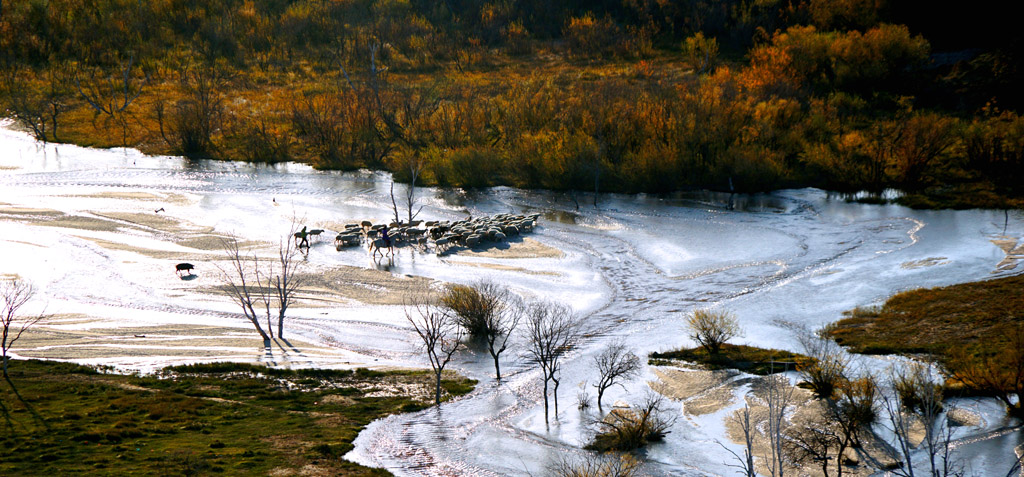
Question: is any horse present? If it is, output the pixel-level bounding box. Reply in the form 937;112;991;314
368;237;394;258
175;263;194;276
307;229;324;242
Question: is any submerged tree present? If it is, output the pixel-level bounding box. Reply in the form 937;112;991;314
441;281;523;381
525;301;584;425
592;343;642;412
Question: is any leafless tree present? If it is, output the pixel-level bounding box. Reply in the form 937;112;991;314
155;63;224;155
264;230;303;340
763;373;795;477
75;52;146;146
441;282;524;380
390;155;427;225
525;301;584;425
220;237;273;347
827;376;878;477
592;343;641;412
481;289;523;382
884;362;963;477
721;402;757;477
686;309;741;356
406;292;464;405
1;64;73;142
785;414;841;477
550;451;642;477
797;331;850;399
1;280;43;378
219;226;305;346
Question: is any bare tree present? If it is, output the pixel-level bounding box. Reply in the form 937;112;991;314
686;309;741;356
525;301;583;425
797;332;850;399
406;293;464;405
884;362;962;477
827;376;878;477
551;451;642;477
479;287;524;382
763;373;795;477
390;155;427;225
219;222;305;347
785;414;841;477
440;282;523;380
220;237;273;348
265;230;303;340
721;402;757;477
1;65;73;142
592;343;642;412
2;280;44;377
75;52;146;147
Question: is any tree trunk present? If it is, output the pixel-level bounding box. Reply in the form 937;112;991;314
553;377;560;419
542;378;549;425
597;387;605;412
492;354;501;381
435;370;443;405
278;312;284;340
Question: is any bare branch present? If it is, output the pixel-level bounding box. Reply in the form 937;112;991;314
2;279;44;377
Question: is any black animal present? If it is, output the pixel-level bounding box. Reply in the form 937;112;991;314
155;207;165;213
175;263;194;276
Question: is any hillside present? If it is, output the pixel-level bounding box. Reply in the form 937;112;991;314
1;0;1022;207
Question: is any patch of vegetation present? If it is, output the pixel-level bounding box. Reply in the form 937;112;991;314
0;359;475;475
1;0;1022;207
650;343;810;375
824;274;1024;417
825;274;1024;358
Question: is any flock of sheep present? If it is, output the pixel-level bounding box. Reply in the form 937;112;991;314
326;213;543;256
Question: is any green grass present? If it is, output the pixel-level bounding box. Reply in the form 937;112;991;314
824;274;1024;361
0;359;475;476
649;343;810;375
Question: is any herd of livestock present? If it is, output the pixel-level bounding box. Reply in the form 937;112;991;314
296;213;543;257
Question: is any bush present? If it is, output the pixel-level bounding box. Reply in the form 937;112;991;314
585;394;673;452
685;309;741;356
440;281;511;338
564;14;623;57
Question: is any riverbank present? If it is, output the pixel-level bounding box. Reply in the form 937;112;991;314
0;359;475;475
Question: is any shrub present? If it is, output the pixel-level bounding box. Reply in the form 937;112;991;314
564;14;622;57
685;309;741;356
585;393;673;452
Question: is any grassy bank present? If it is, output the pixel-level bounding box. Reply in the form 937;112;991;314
825;274;1024;359
824;274;1024;416
650;343;810;375
0;360;476;475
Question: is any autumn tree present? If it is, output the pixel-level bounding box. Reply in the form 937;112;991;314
686;309;740;356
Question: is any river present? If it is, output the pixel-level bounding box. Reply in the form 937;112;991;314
0;120;1020;475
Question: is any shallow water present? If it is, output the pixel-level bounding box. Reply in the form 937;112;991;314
1;121;1021;475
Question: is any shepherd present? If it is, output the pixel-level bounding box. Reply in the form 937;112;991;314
294;226;310;249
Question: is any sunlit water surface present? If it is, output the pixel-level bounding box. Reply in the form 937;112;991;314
1;121;1021;475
